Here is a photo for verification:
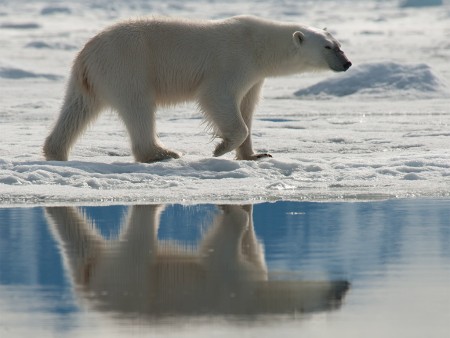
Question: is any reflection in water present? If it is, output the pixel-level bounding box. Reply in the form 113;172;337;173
1;200;450;336
45;205;349;318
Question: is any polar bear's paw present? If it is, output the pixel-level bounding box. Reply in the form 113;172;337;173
43;137;69;161
236;153;273;161
137;147;181;163
253;153;272;160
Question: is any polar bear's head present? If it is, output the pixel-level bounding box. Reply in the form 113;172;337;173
293;27;351;72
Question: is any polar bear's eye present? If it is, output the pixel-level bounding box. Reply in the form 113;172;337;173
325;46;332;50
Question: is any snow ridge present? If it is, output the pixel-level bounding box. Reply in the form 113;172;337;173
295;62;448;98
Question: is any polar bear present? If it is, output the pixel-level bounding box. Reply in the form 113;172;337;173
43;15;351;162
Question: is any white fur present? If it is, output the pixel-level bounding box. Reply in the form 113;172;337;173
43;15;351;162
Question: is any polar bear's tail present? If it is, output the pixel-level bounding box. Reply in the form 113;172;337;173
43;57;102;161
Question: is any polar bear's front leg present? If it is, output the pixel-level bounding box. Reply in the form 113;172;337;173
213;122;248;158
199;91;249;158
235;81;272;160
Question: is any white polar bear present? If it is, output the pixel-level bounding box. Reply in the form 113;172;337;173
43;15;351;162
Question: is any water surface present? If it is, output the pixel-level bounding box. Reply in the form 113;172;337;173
1;200;449;337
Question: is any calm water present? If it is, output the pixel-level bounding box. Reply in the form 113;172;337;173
0;200;449;337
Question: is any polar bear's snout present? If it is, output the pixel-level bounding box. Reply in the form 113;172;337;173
327;49;352;72
333;48;352;72
343;61;352;71
341;51;352;71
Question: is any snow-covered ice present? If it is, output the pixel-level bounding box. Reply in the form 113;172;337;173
1;0;449;205
294;62;448;98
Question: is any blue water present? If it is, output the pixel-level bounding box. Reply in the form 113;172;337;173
1;200;449;336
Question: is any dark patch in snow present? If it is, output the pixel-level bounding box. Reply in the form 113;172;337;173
0;22;40;29
25;41;52;49
400;0;442;8
259;118;295;122
0;66;62;80
403;173;423;180
328;137;347;143
25;40;77;50
360;30;384;35
304;164;323;172
40;6;72;15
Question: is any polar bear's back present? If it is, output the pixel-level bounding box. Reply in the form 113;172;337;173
75;16;298;105
77;17;251;104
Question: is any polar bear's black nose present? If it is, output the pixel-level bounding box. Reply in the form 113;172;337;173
343;61;352;71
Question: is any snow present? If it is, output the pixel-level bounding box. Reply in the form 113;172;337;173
294;62;448;98
1;0;449;205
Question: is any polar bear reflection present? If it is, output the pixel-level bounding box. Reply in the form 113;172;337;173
45;205;349;316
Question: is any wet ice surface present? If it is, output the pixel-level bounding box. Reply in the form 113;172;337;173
1;200;449;337
1;0;450;204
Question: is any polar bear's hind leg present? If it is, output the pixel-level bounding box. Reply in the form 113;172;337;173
116;98;180;163
43;76;102;161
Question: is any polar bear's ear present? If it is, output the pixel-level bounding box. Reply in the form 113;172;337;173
293;31;305;47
